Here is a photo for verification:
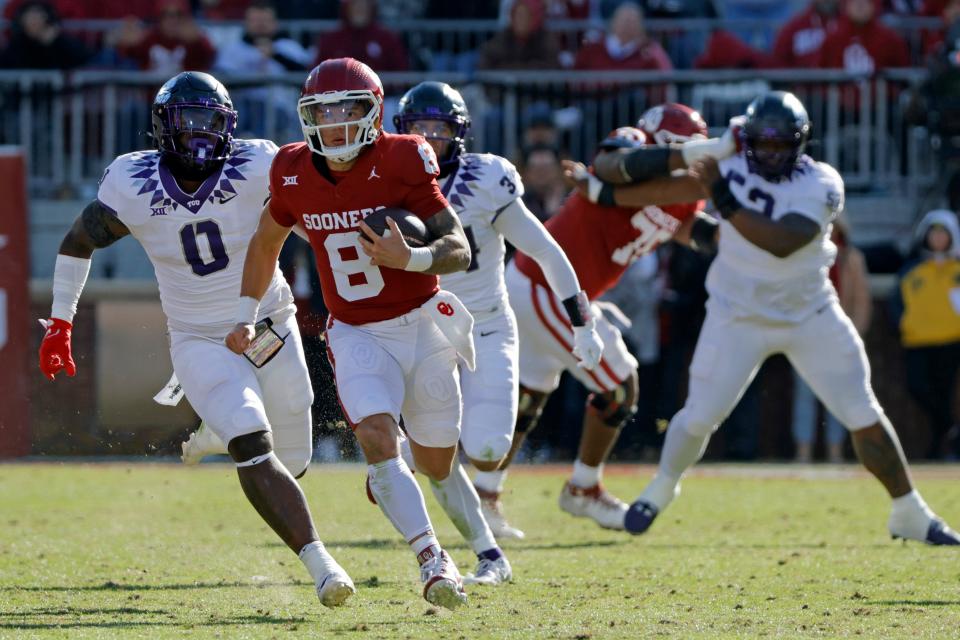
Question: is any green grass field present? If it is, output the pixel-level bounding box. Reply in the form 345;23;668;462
1;463;959;639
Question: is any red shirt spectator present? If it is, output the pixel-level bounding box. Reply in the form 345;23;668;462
695;29;776;68
573;2;672;71
819;0;910;73
479;0;561;70
116;0;216;74
313;0;409;71
773;0;841;67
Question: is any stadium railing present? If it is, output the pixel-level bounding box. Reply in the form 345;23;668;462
0;68;933;199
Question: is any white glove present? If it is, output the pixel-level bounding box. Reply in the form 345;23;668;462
572;321;604;370
680;116;745;166
573;163;605;203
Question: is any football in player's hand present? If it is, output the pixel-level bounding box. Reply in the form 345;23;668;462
359;207;430;247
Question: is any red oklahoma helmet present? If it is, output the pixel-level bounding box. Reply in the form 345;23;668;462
298;58;385;163
637;103;708;146
597;126;647;151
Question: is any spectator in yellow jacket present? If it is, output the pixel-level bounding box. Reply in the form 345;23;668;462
890;209;960;459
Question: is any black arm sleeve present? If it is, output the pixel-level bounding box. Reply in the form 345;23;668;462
620;146;673;182
689;215;719;253
710;176;743;219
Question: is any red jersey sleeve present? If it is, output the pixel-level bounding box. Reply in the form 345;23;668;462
397;136;449;221
268;146;297;227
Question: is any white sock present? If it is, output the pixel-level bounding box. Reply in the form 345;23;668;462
889;490;936;539
298;541;341;584
474;469;507;494
570;459;602;488
430;458;499;554
891;490;935;521
367;457;438;558
640;416;710;509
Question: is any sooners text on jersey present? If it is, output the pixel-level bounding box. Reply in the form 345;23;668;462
269;133;449;325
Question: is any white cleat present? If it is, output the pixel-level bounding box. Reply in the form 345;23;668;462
463;554;512;586
180;421;228;465
316;569;356;608
475;487;526;540
420;549;467;610
559;481;628;530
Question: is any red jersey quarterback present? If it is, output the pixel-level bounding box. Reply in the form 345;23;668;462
225;58;473;610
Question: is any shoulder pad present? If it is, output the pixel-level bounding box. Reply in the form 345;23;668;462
455;153;523;210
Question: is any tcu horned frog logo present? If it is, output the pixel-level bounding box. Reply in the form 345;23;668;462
436;302;455;317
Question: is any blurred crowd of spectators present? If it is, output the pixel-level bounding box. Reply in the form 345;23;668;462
1;0;957;74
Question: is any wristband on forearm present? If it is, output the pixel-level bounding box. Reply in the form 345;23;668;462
619;146;672;183
597;183;617;207
711;177;742;219
405;246;433;272
561;291;592;327
234;296;260;326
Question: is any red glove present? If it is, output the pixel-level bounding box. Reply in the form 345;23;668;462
38;318;76;380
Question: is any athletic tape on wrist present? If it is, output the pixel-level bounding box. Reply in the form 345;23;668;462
405;246;433;272
234;296;260;327
51;254;91;322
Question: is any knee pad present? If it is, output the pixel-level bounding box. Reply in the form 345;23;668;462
228;430;273;465
272;438;311;478
587;372;638;429
461;405;514;463
515;386;549;434
270;410;313;478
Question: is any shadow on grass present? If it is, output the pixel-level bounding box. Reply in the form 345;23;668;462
258;538;409;551
638;542;894;550
868;599;960;606
261;537;629;552
514;539;629;551
0;611;308;631
0;580;310;592
0;608;171;616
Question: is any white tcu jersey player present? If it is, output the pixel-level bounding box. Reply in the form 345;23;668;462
98;139;310;475
97;138;295;336
710;152;844;321
437;152;525;466
440;152;522;315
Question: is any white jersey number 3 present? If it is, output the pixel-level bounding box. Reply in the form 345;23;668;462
324;232;386;301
